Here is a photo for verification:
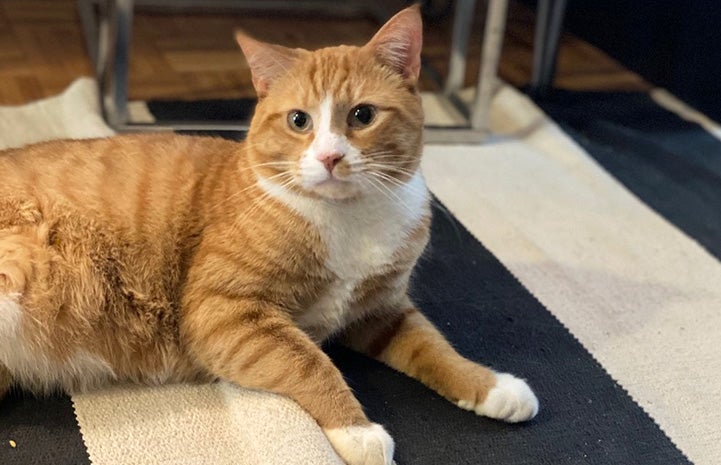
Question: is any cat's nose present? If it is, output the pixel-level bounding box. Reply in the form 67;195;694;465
317;152;344;173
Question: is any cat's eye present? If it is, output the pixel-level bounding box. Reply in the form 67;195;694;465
348;105;376;128
287;110;312;132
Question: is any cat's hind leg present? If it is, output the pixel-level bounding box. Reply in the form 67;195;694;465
0;225;42;296
0;228;46;400
343;303;539;423
0;259;24;402
0;286;22;402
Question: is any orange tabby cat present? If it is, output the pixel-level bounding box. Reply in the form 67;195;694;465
0;6;537;464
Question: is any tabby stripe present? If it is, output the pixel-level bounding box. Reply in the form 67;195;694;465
228;322;289;368
132;153;152;235
98;145;117;224
405;343;426;367
237;340;279;372
364;311;410;358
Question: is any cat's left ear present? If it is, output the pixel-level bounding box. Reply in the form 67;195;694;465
365;4;423;81
235;31;306;98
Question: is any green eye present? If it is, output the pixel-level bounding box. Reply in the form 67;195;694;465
287;110;312;132
348;104;376;128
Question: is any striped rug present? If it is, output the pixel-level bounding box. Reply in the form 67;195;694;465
0;77;718;465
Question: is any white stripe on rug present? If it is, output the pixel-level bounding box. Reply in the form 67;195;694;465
0;78;342;465
422;85;721;465
0;78;113;150
651;88;721;141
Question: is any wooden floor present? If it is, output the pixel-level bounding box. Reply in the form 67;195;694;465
0;0;650;105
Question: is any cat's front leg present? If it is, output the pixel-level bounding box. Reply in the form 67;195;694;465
342;301;539;423
182;296;394;465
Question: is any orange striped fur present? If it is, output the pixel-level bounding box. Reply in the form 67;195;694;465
0;6;537;464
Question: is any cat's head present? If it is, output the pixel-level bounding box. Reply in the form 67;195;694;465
237;6;424;200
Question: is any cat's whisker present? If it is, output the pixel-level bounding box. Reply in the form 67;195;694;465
367;171;409;190
366;154;405;159
361;149;398;156
363;168;462;244
361;163;416;178
362;172;418;218
358;166;420;191
371;169;463;244
350;157;415;171
237;162;295;173
235;161;296;174
346;159;401;168
227;188;278;228
208;170;294;214
368;178;417;219
230;175;297;228
348;163;409;178
366;170;414;194
359;175;392;204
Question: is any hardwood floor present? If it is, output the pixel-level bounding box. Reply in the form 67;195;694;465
0;0;649;105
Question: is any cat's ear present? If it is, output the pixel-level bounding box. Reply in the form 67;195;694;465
235;31;306;98
365;5;423;81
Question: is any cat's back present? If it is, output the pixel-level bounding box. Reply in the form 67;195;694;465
0;133;239;231
0;132;236;196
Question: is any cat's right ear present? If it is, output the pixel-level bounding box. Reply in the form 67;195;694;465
365;5;423;82
235;31;306;98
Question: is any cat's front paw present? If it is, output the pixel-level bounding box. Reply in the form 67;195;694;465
458;372;539;423
324;423;394;465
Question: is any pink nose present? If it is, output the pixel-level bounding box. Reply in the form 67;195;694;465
317;152;344;173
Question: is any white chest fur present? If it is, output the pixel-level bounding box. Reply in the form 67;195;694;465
259;171;429;340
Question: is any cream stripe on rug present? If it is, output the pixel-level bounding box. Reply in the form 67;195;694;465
72;383;342;465
0;78;342;465
422;85;721;465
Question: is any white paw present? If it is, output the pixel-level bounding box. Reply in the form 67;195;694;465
324;423;394;465
458;372;539;423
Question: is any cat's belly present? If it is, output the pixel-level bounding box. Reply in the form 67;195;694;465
0;294;202;394
0;294;116;393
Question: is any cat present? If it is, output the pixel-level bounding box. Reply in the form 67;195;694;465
0;6;537;465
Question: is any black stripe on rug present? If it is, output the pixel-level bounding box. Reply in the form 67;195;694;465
329;199;692;465
534;90;721;261
149;99;692;465
0;391;90;465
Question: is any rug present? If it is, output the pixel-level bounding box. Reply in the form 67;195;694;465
0;78;719;465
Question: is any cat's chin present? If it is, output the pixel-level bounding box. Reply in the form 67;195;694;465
303;179;363;201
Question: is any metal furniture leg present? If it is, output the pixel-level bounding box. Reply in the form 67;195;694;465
103;0;133;128
530;0;567;97
444;0;476;96
424;0;509;143
470;0;508;130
